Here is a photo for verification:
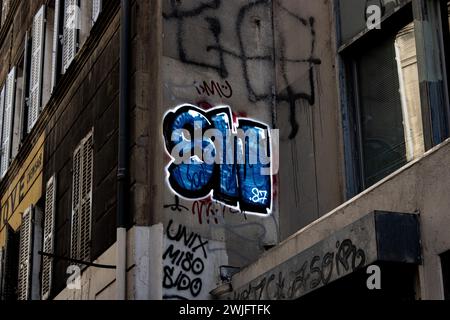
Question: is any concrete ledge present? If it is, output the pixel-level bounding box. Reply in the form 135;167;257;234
224;211;420;300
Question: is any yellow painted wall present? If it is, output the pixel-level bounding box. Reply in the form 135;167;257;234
0;134;45;247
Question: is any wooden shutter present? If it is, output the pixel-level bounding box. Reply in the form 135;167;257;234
80;133;93;262
17;208;33;301
0;85;5;154
51;0;62;92
71;145;82;260
1;68;16;178
28;6;46;133
92;0;101;24
62;0;79;73
70;132;93;262
1;0;9;27
20;32;32;142
0;247;3;297
42;176;56;300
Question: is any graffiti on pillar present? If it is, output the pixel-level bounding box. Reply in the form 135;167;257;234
163;0;322;139
163;220;209;300
163;104;276;215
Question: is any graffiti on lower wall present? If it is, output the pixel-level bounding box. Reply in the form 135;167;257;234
231;239;367;300
163;220;208;299
163;219;228;300
163;104;276;215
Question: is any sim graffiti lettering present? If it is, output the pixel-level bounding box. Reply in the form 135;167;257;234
163;104;275;215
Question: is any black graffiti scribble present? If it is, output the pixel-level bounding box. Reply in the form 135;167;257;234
164;195;189;212
163;220;210;299
335;239;366;276
163;0;322;139
232;239;366;300
195;80;233;98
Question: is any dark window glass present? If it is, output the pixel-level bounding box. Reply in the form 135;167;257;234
353;22;423;187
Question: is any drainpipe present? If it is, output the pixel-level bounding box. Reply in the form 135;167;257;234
117;0;130;301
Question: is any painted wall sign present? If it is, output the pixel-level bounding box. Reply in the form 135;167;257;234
163;104;275;215
0;135;44;246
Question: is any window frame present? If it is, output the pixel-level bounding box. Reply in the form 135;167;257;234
70;130;94;265
335;0;450;197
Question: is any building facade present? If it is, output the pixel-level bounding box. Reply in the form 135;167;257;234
0;0;449;301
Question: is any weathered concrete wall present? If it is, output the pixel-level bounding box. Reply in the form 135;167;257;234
151;0;342;300
273;0;342;238
54;225;164;300
230;139;450;300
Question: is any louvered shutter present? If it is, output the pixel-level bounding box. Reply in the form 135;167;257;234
28;6;46;133
17;208;33;301
1;0;9;27
71;145;82;260
62;0;79;73
92;0;101;24
0;85;5;154
21;32;31;142
51;0;62;92
42;176;56;300
80;133;93;262
70;132;93;263
0;247;3;297
1;68;16;178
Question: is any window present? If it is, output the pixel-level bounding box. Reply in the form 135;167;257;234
12;53;27;157
51;0;100;90
70;131;94;264
42;175;56;300
353;22;423;188
0;248;3;292
17;208;33;300
0;0;10;28
92;0;102;25
25;4;56;134
17;206;43;301
28;6;46;133
0;225;19;300
0;68;16;178
62;0;79;74
0;4;54;179
338;2;428;191
443;1;450;111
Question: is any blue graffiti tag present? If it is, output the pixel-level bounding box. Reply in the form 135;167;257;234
163;104;272;215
